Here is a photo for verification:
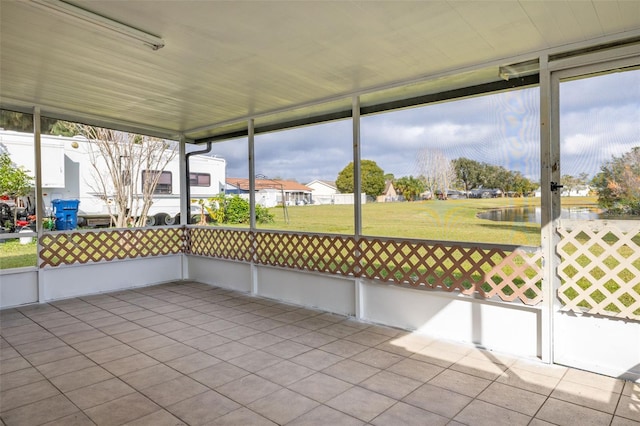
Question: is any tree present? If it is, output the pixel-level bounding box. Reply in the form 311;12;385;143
592;146;640;215
452;157;485;196
415;149;455;199
394;176;425;201
0;153;33;227
72;124;177;228
335;160;385;198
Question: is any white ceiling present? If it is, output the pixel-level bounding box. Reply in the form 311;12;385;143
1;1;639;142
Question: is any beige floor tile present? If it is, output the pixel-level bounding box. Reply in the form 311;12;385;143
320;323;360;338
0;346;20;361
351;347;405;369
288;372;353;402
167;390;240;425
429;368;491;398
263;340;313;359
141;375;209;406
611;416;640;426
113;328;159;343
450;354;508;380
0;379;60;411
360;370;422;399
0;366;46;391
146;319;190;334
204;341;255;360
166;351;221;374
387;357;444;383
409;346;466;368
322;359;380;384
256;359;315;386
3;329;55;346
216;374;282;404
59;329;108;345
122;409;186;426
42;411;96;426
48;365;114;393
102;353;159;376
24;345;80;366
552;377;621;413
291;331;338;348
536;397;613;426
216;325;262;340
210;407;277;426
71;335;121;353
65;377;135;409
196;318;240;333
291;349;343;371
319;339;368;358
85;343;140;364
623;381;640;397
512;358;568;379
563;368;625;394
0;394;79;426
496;366;562;396
371;401;449;426
145;342;198;362
127;335;176;352
182;333;230;351
237;332;284;349
249;388;319;424
344;330;391;347
268;324;311;339
616;395;640;422
189;361;249;388
326;386;396;422
403;383;472;418
120;363;183;390
454;399;531;426
97;319;143;335
0;356;31;375
227;349;282;372
84;392;160;426
288;404;365;426
36;354;97;378
477;381;547;416
13;336;67;355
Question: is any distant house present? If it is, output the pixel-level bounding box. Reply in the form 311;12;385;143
377;181;398;202
307;180;338;197
305;179;367;205
226;178;312;207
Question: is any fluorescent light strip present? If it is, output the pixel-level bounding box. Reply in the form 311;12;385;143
29;0;165;50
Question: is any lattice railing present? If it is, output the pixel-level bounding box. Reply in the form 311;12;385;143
254;231;359;276
187;228;542;305
185;227;253;262
359;237;543;305
557;220;640;320
39;227;184;267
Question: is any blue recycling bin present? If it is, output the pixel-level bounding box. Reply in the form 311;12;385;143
52;199;80;230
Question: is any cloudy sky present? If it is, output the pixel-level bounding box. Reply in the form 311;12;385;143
207;69;639;185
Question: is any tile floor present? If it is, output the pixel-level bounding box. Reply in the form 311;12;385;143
1;281;638;426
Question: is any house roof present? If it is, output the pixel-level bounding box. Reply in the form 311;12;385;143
227;178;312;193
2;2;638;142
306;180;337;190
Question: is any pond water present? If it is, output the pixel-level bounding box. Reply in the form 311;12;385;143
477;206;602;223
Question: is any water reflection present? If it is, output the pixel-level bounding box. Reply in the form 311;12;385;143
477;207;602;223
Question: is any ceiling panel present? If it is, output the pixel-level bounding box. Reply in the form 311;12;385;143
1;1;638;142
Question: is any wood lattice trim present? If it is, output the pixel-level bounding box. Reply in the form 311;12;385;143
39;227;184;267
358;237;542;305
557;220;640;320
186;228;542;305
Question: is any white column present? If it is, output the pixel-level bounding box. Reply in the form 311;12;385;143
33;107;45;302
178;135;188;225
248;119;258;295
352;96;365;319
539;54;557;364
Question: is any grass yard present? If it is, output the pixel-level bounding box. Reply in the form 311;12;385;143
0;196;601;270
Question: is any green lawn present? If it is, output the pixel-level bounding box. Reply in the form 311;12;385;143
0;196;599;270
